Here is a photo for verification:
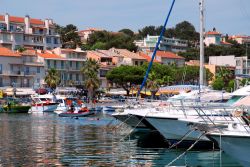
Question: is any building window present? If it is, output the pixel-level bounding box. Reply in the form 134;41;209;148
46;37;51;44
0;77;2;86
37;67;40;73
54;38;58;44
135;61;138;66
70;61;72;68
76;62;79;69
236;60;241;66
0;64;2;74
76;74;79;81
61;61;64;69
69;73;72;80
54;61;56;68
47;60;50;68
37;78;40;83
25;67;29;74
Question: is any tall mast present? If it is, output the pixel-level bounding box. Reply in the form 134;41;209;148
199;0;205;86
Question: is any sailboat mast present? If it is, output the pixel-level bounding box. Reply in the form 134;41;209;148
199;0;205;86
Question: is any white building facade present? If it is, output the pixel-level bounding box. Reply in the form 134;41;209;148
0;13;61;50
135;35;188;53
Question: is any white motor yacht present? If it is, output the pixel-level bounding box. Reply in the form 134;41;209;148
204;122;250;167
29;94;59;113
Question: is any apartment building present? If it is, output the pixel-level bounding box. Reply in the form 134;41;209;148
87;50;117;88
78;28;103;44
38;48;87;87
135;35;188;53
229;35;250;45
0;47;45;88
109;48;147;66
0;13;61;50
208;55;250;76
141;51;185;67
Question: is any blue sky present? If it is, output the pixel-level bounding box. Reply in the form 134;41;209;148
1;0;250;35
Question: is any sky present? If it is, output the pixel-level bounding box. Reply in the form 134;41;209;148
1;0;250;35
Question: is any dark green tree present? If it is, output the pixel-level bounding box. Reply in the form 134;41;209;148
56;24;81;49
119;29;134;37
45;68;60;89
106;65;144;96
81;59;100;101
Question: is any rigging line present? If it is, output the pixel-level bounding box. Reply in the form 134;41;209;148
166;133;206;167
136;0;176;99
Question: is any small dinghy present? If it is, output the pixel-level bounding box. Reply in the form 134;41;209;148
59;106;95;117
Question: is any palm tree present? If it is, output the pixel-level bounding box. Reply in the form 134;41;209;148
84;71;100;101
82;58;100;75
45;68;60;90
147;71;161;99
81;59;100;101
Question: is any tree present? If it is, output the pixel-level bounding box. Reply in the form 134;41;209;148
119;29;134;37
87;31;137;51
106;65;144;96
56;24;81;49
45;68;60;89
81;59;100;101
212;77;225;90
147;71;161;99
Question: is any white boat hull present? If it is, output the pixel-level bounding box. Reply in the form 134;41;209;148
145;117;209;141
208;134;250;167
29;104;58;113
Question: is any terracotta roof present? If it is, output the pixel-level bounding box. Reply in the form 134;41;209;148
0;15;44;25
206;31;221;35
78;28;103;33
87;51;112;58
20;49;37;56
155;51;184;59
0;47;20;57
138;52;160;63
38;51;63;59
111;48;146;60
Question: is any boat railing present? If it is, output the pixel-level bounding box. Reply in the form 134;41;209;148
193;104;250;133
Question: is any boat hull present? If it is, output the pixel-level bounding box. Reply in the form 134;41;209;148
112;114;152;130
58;111;95;117
29;104;58;113
208;134;250;167
144;116;209;141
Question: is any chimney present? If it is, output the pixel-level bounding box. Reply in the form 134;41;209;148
4;13;10;31
44;19;50;35
24;15;30;34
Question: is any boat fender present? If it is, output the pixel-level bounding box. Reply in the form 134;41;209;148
233;110;243;117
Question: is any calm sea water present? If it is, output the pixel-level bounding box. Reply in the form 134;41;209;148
0;113;242;167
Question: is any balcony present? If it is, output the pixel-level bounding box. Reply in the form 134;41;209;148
24;71;36;76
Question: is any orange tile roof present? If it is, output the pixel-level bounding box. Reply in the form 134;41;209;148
206;31;221;35
20;49;37;56
38;51;63;59
0;15;44;25
155;51;184;59
0;47;20;57
112;48;146;60
138;52;160;63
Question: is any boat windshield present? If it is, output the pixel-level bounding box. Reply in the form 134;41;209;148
226;96;243;105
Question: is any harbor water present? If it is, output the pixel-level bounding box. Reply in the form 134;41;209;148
0;113;242;166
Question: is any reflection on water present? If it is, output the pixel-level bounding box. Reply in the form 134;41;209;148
0;114;242;166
